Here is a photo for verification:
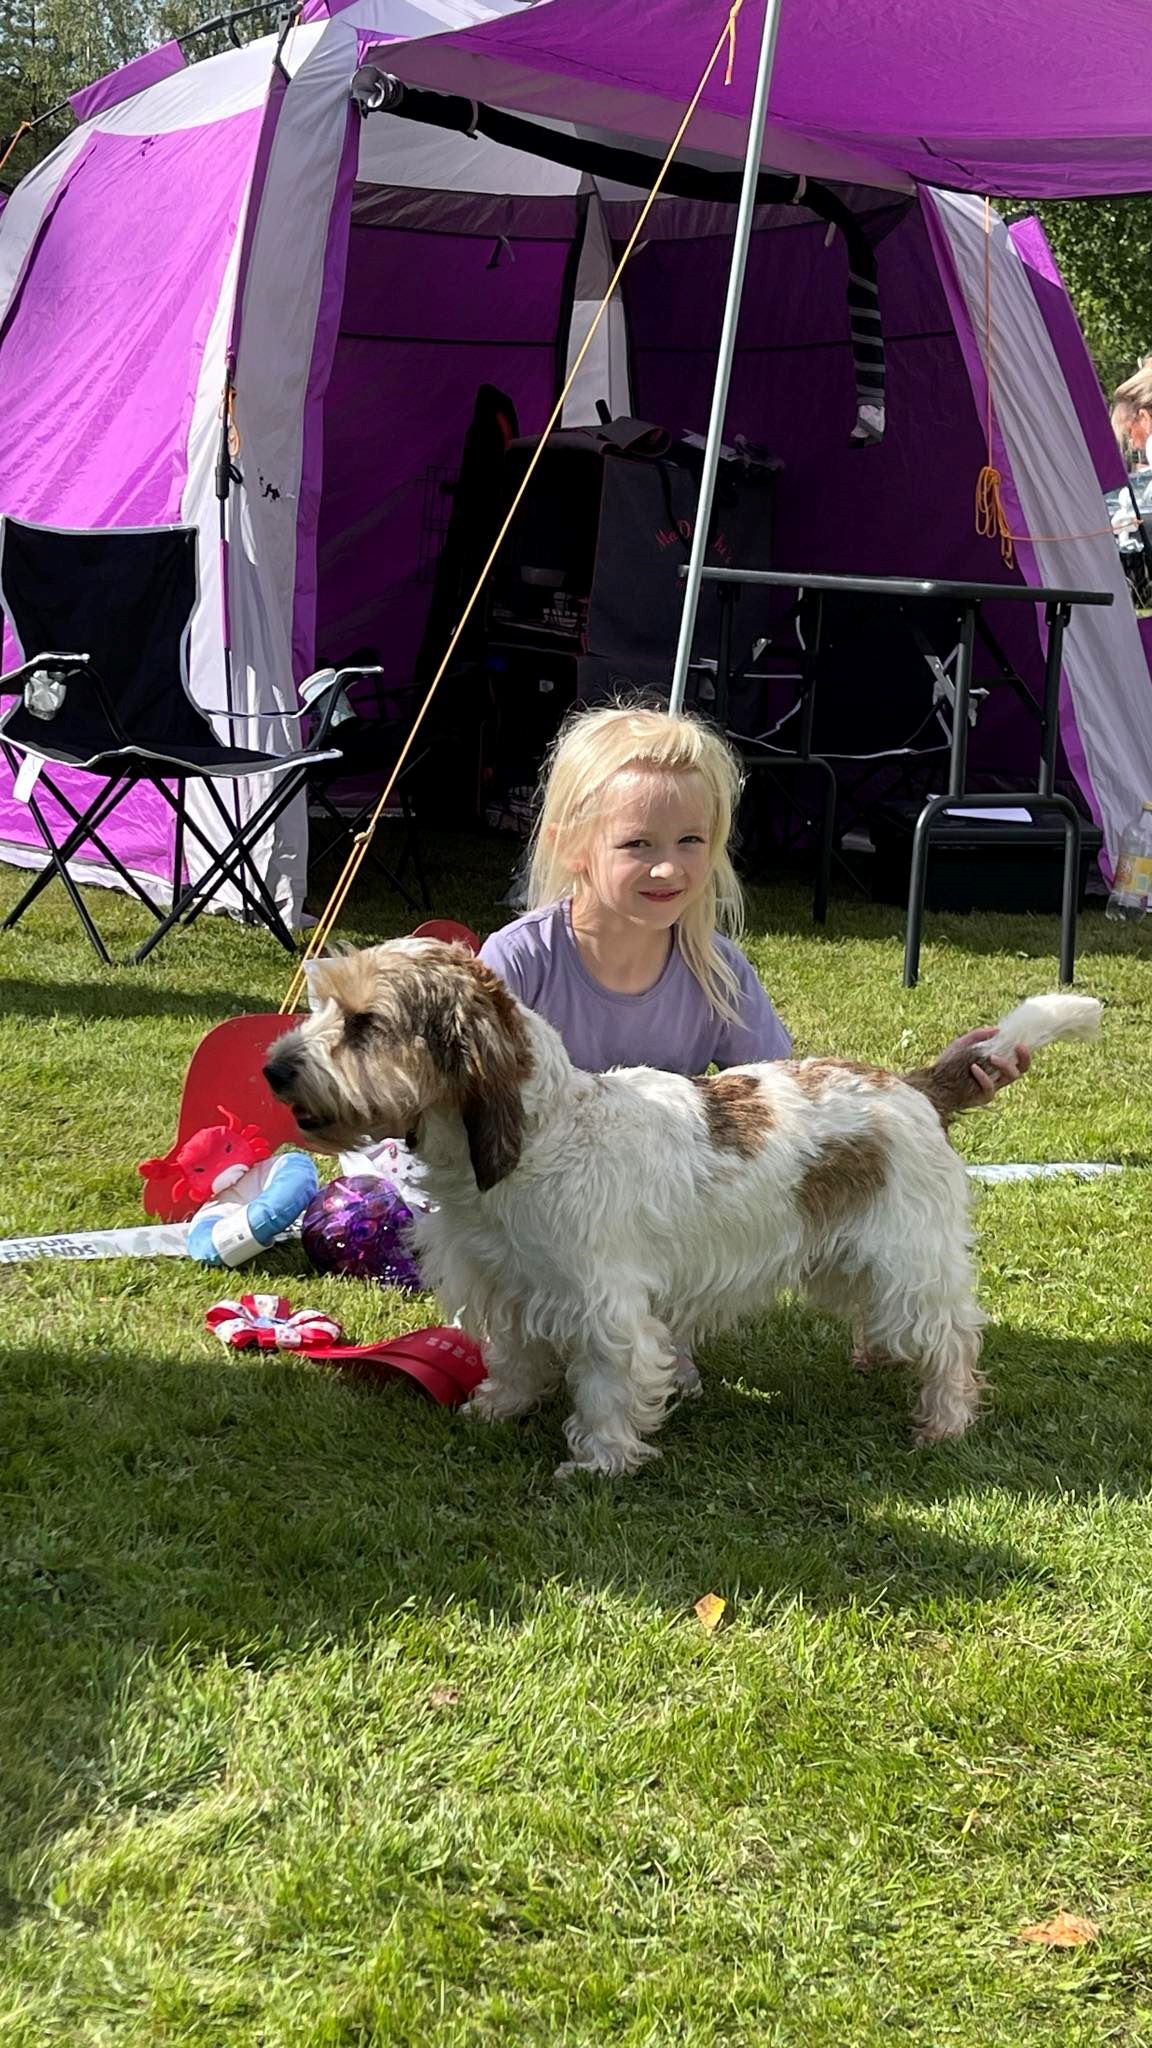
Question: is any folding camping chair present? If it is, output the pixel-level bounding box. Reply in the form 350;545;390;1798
0;518;369;965
306;671;432;916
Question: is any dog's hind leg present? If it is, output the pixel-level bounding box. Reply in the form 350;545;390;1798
861;1246;985;1443
557;1313;679;1479
910;1314;985;1444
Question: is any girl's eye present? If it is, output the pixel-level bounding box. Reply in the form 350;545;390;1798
680;835;705;845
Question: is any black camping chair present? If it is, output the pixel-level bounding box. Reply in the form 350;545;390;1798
305;657;431;915
0;518;374;965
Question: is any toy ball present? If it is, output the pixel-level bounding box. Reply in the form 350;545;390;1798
301;1175;424;1291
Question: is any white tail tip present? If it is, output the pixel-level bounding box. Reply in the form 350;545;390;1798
988;993;1102;1059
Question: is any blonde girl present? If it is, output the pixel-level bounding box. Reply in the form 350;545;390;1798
479;703;1027;1094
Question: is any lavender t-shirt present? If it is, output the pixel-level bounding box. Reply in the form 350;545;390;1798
479;901;791;1075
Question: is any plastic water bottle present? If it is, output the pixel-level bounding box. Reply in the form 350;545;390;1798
1106;800;1152;921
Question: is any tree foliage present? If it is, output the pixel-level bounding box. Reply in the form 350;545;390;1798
1006;197;1152;396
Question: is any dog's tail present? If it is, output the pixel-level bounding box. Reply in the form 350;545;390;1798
907;992;1102;1123
982;992;1102;1060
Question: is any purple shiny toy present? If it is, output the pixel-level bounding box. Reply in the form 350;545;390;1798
300;1175;424;1291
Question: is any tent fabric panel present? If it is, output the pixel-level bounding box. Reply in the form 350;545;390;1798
223;14;369;927
620;198;1056;779
929;190;1152;865
69;41;186;124
1008;216;1127;497
386;0;1152;199
315;209;573;670
0;113;262;883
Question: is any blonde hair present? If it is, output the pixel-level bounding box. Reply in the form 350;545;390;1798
1111;363;1152;448
526;704;746;1021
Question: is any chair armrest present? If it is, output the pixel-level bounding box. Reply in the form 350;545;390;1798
0;651;91;695
195;666;386;735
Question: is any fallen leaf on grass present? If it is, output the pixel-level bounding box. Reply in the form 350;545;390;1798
1018;1912;1100;1948
428;1685;460;1710
694;1593;727;1633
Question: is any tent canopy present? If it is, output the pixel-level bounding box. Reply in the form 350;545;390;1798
386;0;1152;198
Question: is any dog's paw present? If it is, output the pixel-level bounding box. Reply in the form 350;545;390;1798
554;1441;661;1480
461;1379;539;1424
911;1417;973;1447
671;1352;703;1401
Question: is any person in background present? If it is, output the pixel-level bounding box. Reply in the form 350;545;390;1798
1110;363;1152;464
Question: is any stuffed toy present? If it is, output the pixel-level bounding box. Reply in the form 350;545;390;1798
138;1108;319;1268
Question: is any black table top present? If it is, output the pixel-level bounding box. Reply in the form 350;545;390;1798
685;566;1113;607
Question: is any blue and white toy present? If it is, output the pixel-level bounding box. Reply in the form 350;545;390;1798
186;1149;320;1267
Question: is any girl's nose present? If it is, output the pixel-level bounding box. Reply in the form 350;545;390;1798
650;857;676;879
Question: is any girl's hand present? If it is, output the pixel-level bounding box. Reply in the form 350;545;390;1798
947;1025;1031;1102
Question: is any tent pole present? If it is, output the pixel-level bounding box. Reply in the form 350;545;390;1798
668;0;786;717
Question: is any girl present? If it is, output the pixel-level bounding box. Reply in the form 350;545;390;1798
479;703;1026;1094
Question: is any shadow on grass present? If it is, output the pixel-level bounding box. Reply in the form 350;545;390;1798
0;975;284;1024
3;1309;1150;1907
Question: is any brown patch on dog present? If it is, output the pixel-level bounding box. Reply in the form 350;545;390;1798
692;1072;775;1158
797;1132;888;1230
788;1058;898;1099
905;1044;994;1127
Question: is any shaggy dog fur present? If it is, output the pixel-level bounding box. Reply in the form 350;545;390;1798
264;941;1100;1476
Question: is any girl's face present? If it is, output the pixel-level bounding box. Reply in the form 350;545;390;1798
572;769;715;928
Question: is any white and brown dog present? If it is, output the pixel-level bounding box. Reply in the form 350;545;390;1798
264;942;1100;1477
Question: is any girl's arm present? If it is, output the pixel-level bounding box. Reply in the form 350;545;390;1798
711;948;793;1069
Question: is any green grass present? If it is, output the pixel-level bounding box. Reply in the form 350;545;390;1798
2;835;1151;2045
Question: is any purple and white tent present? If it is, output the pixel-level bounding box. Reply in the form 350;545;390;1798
2;0;1150;920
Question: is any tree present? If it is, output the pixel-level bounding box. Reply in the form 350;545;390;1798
1;0;257;188
1026;198;1152;396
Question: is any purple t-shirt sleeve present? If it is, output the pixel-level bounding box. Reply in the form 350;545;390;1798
478;922;541;1007
710;941;792;1067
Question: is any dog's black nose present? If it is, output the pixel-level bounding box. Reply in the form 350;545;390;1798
263;1055;297;1095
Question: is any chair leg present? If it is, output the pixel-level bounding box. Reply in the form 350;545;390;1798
309;787;428;916
0;772;136;962
131;775;306;963
23;791;115;964
401;797;432;912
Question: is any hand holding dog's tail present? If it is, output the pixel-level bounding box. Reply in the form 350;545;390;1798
983;993;1102;1061
907;992;1102;1122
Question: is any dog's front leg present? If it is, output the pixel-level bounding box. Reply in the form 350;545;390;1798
557;1311;679;1479
463;1314;563;1424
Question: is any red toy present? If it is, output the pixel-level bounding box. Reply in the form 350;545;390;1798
203;1293;486;1405
139;1107;273;1223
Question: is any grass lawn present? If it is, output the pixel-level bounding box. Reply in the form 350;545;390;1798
1;832;1151;2045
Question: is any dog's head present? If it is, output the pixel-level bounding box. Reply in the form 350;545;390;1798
263;940;533;1190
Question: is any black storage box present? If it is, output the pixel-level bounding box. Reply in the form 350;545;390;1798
867;799;1104;915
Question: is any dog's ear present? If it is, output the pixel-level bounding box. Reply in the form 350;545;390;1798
461;1075;524;1191
457;962;531;1191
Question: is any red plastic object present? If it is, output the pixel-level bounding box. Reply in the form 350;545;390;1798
143;922;480;1221
310;1325;487;1405
410;919;480;953
143;1012;306;1219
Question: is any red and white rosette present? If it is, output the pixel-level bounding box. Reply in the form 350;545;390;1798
205;1293;344;1352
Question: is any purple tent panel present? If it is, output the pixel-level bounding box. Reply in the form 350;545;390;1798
1009;216;1126;495
398;0;1152;199
69;42;186;125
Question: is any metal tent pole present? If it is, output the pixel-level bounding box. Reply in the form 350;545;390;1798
668;0;787;716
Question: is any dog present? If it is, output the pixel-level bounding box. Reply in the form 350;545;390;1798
264;941;1101;1477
